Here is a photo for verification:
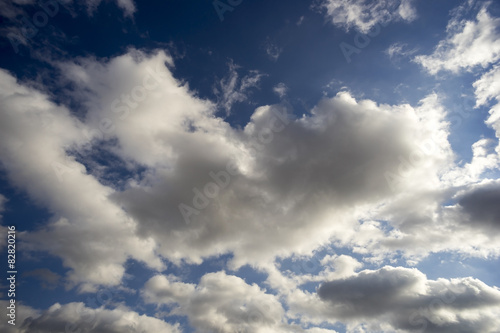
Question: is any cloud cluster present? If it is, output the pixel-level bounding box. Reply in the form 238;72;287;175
0;67;163;290
317;266;500;332
374;1;500;260
142;271;290;333
0;301;180;333
2;48;489;290
320;0;417;33
2;1;500;332
415;3;500;74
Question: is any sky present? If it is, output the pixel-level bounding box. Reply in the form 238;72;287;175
0;0;500;332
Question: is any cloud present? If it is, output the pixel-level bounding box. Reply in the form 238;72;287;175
297;15;305;26
386;42;418;60
213;61;265;115
284;254;363;287
142;271;290;333
473;65;500;154
2;48;490;291
0;0;36;20
0;67;163;290
85;0;136;17
317;266;500;332
264;38;283;61
474;64;500;107
273;82;288;98
0;301;180;333
108;88;453;268
415;3;500;74
456;180;500;232
320;0;417;33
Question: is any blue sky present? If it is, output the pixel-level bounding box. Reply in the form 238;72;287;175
1;0;500;332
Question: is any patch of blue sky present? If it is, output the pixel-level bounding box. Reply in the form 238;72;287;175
417;252;500;286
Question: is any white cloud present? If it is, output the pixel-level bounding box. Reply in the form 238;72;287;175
386;42;418;60
320;0;417;33
0;68;163;290
213;61;265;115
474;64;500;107
107;87;454;268
473;65;500;154
273;82;288;98
0;301;180;333
142;271;290;333
2;48;497;292
415;4;500;74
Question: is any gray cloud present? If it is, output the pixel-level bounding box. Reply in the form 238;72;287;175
317;266;500;332
458;181;500;231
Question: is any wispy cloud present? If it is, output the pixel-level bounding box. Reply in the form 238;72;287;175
213;61;265;115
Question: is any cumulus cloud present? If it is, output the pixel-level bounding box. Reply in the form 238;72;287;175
107;85;454;268
455;180;500;232
320;0;417;33
142;271;290;333
415;3;500;74
3;48;497;293
317;266;500;332
0;68;163;290
0;301;180;333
